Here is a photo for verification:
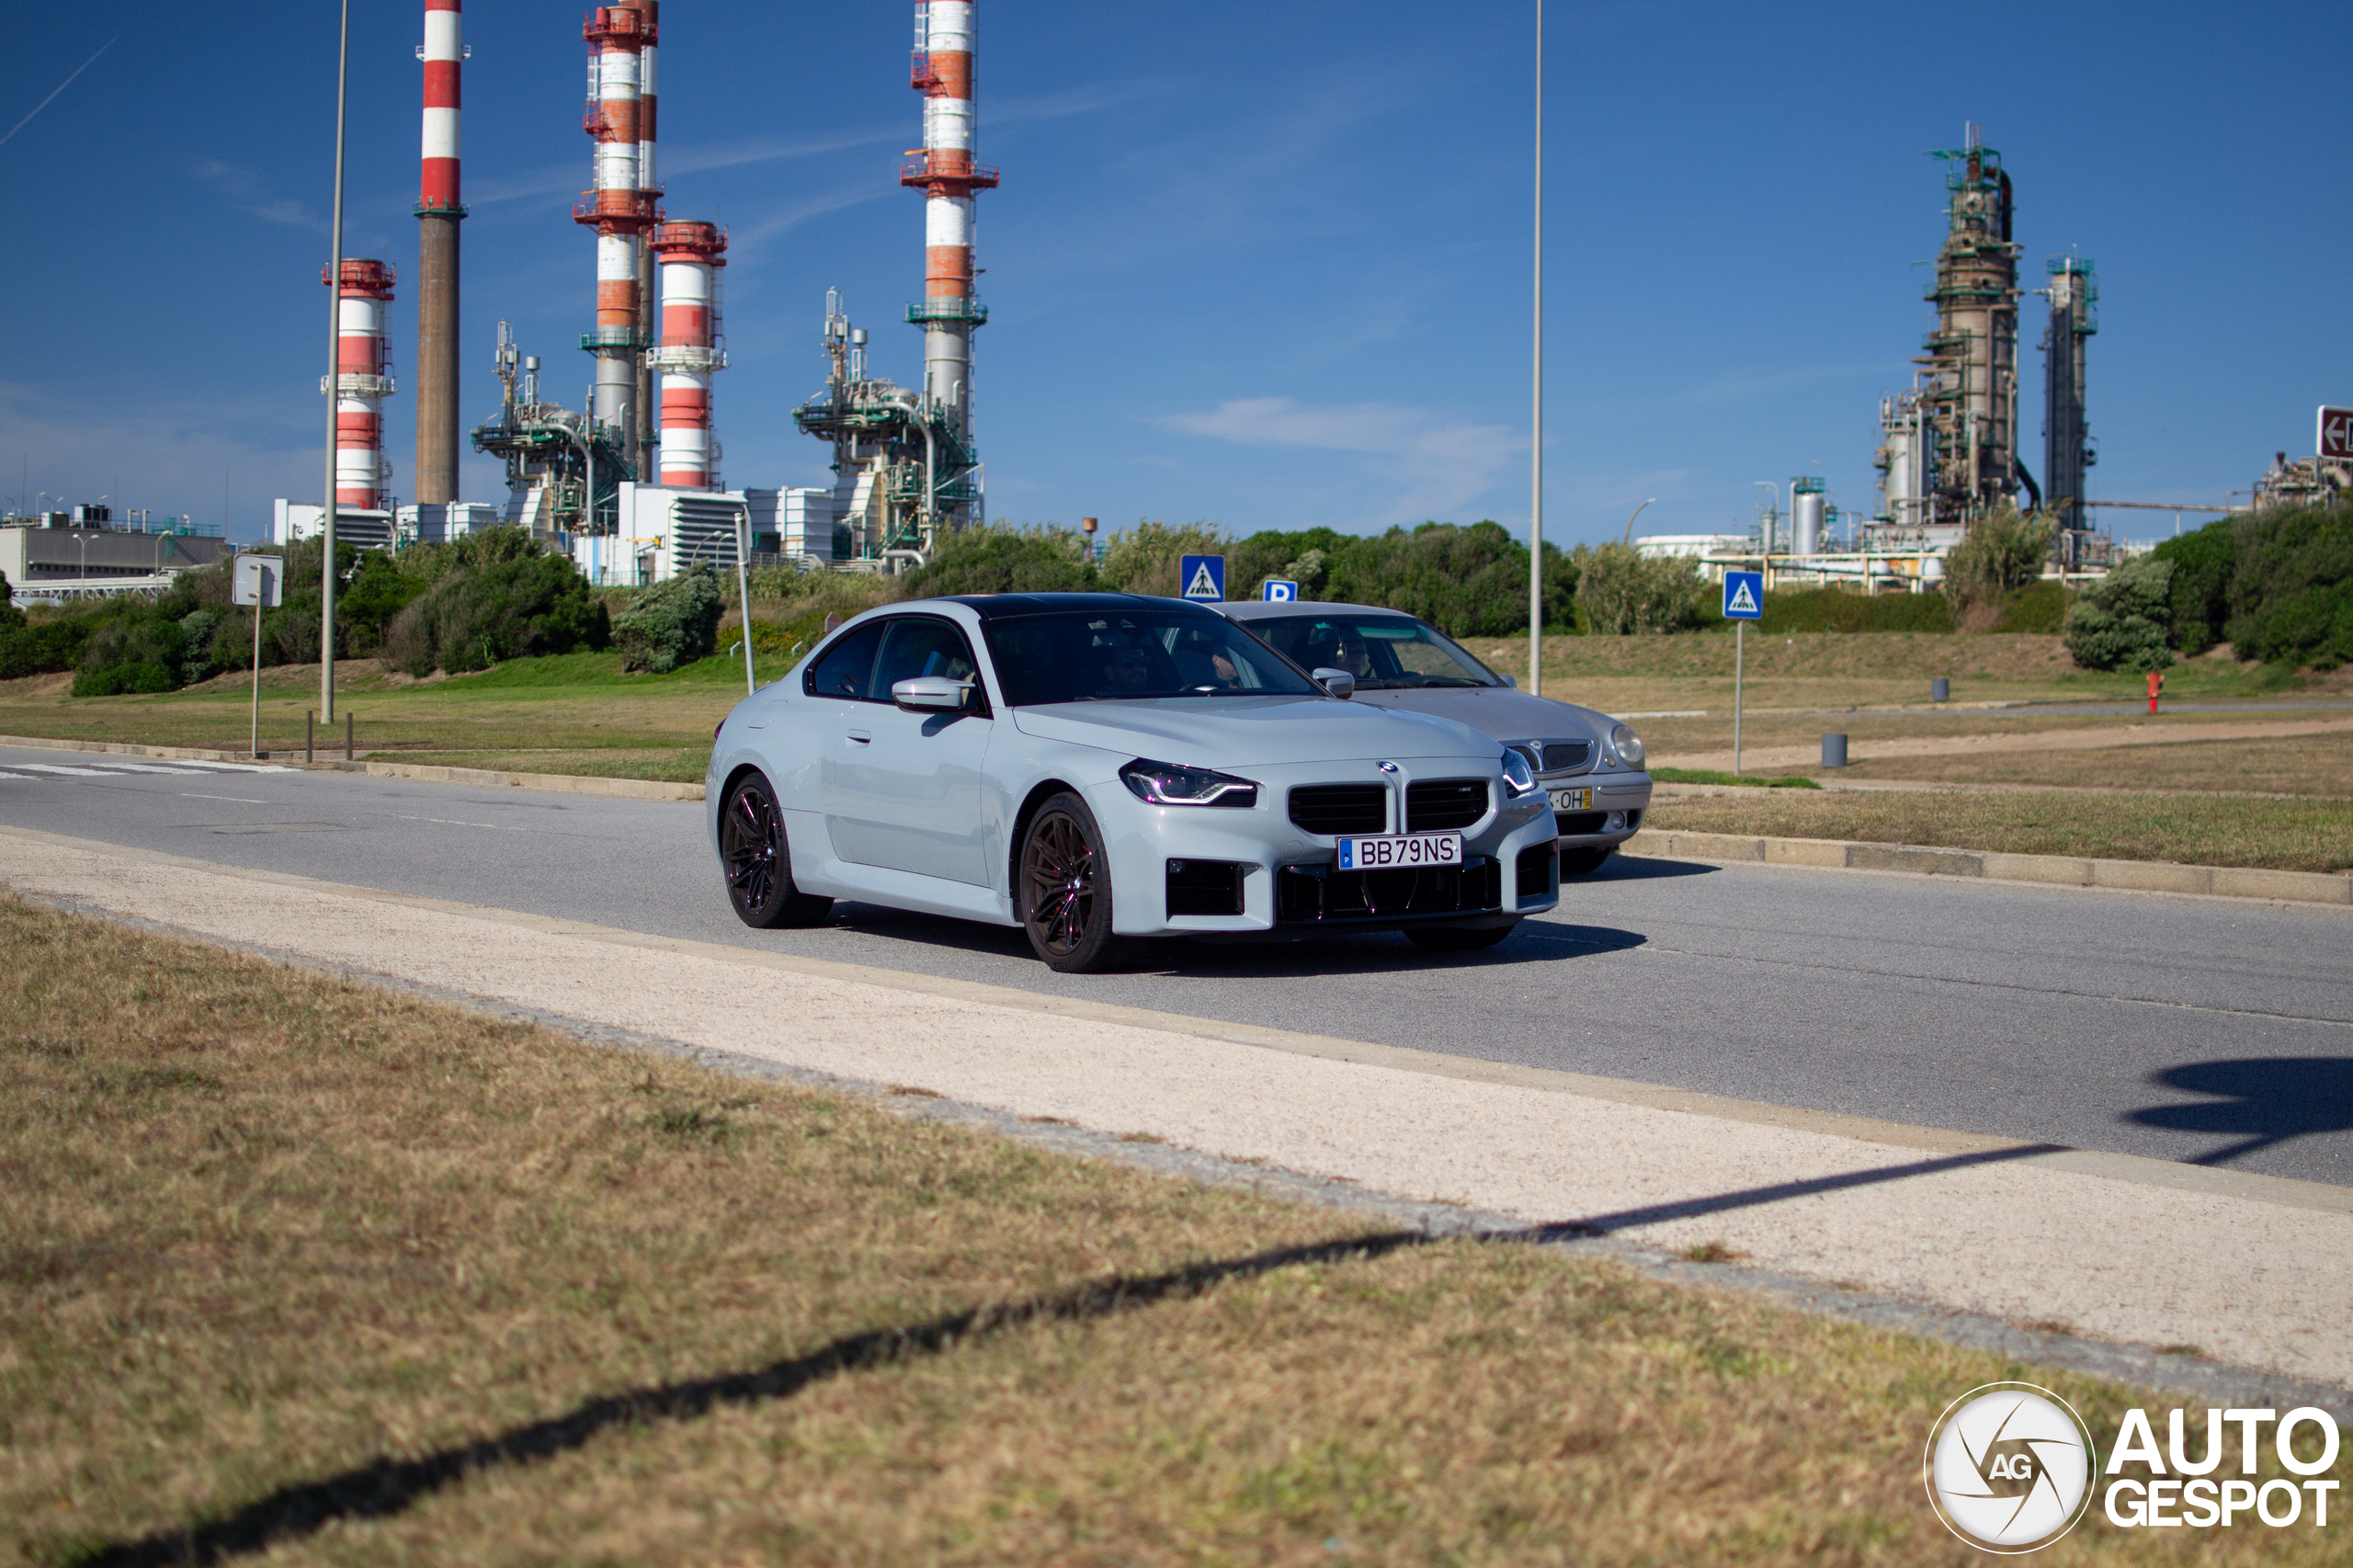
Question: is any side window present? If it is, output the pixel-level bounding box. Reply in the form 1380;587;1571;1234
803;619;887;700
873;618;982;699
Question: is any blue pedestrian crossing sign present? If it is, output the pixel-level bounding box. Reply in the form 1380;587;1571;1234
1722;570;1764;620
1180;554;1226;602
1261;577;1299;602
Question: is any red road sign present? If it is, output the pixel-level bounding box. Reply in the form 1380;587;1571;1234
2321;406;2353;462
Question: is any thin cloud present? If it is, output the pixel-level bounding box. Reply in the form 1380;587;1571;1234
1159;396;1524;528
194;160;325;233
0;37;117;152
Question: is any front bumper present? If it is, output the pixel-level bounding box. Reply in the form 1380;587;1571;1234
1086;759;1561;938
1542;768;1654;847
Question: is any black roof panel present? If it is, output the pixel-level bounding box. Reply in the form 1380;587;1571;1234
940;592;1220;622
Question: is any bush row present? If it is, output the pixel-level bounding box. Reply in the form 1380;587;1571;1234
2064;503;2352;671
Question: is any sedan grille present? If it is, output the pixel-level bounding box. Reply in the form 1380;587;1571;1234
1405;778;1487;832
1539;741;1592;774
1289;783;1386;836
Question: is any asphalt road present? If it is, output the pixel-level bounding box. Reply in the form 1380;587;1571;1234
4;743;2347;1187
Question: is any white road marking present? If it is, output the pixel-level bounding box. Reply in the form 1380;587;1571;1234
396;813;529;831
181;793;268;805
92;763;213;775
12;764;116;777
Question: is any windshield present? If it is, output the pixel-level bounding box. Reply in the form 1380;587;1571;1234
1247;613;1501;689
983;609;1321;706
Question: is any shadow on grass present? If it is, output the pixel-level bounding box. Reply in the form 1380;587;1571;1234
77;1141;2064;1566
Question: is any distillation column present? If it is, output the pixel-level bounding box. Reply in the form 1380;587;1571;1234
2040;256;2097;562
650;222;727;490
1918;126;2022;525
324;260;397;510
576;5;660;473
903;0;997;528
414;0;465;505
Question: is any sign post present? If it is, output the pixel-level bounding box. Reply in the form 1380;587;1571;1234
1722;570;1763;775
1179;553;1226;602
1260;577;1299;602
233;555;283;758
2319;406;2353;465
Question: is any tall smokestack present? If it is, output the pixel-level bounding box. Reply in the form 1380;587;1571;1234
576;5;660;471
904;0;995;503
650;221;727;489
324;261;397;510
635;5;660;463
415;0;465;505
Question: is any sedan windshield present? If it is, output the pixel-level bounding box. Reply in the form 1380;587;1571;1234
984;609;1320;706
1247;613;1501;689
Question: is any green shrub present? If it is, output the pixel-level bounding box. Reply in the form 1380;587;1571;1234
1099;520;1231;598
72;661;176;697
609;567;724;674
902;525;1096;597
2224;503;2353;669
1740;587;1955;634
338;551;426;655
1575;543;1703;634
2063;555;2175;672
385;545;611;676
1943;509;2054;628
74;609;190;696
2149;518;2238;655
1991;579;2072;634
1325;523;1574;636
0;616;97;679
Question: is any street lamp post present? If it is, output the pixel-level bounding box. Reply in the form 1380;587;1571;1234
319;0;351;723
1527;0;1543;697
1621;496;1656;546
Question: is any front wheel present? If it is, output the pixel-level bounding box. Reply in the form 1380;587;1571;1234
1019;792;1129;973
721;775;833;929
1406;921;1518;952
1557;846;1616;878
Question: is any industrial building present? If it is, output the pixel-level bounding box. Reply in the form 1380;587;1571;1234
0;508;232;600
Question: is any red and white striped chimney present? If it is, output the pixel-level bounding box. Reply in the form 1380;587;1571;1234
418;0;461;215
576;6;660;450
414;0;465;505
650;221;727;490
324;260;397;510
904;1;995;472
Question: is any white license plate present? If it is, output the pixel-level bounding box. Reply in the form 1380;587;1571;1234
1336;832;1463;871
1550;787;1594;811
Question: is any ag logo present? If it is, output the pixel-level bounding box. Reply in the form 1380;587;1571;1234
1925;1383;2097;1552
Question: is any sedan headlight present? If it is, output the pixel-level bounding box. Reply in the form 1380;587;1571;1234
1610;722;1646;767
1120;758;1259;808
1500;747;1539;796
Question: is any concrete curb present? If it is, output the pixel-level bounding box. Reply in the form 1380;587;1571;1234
0;733;259;764
0;734;707;801
1623;828;2353;906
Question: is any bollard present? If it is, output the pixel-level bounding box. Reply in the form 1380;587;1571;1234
1822;733;1848;768
305;710;313;765
346;711;354;761
2147;668;2163;715
1931;676;1949;702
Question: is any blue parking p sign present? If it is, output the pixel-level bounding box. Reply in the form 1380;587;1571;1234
1180;554;1226;601
1261;577;1299;602
1722;570;1764;620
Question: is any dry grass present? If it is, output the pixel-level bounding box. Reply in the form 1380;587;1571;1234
1;900;2338;1565
384;746;711;783
1647;790;2353;873
1839;732;2353;799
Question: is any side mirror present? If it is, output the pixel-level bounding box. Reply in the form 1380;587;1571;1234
892;676;973;712
1312;666;1356;700
1499;673;1518;688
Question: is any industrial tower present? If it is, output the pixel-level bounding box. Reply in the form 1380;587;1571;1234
414;0;465;506
793;0;993;565
1917;126;2029;526
2040;256;2097;564
576;2;661;472
649;221;728;489
324;261;397;512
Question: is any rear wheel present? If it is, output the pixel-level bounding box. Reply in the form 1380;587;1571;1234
1019;793;1128;973
1558;846;1616;878
722;775;833;929
1406;921;1519;953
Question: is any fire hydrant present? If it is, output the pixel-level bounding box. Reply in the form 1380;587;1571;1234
2147;667;2164;715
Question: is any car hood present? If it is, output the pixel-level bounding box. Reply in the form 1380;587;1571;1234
1347;684;1611;745
1010;695;1499;766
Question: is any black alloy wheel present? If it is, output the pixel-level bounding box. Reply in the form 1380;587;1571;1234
1557;846;1616;878
1406;921;1519;952
722;775;833;929
1020;792;1127;972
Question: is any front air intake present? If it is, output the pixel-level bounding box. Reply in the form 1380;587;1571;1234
1405;778;1486;832
1288;784;1387;836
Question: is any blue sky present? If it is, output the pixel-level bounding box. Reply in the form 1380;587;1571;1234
2;2;2347;548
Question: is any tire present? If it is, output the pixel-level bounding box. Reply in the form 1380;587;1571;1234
721;774;833;929
1018;792;1129;973
1406;921;1519;952
1557;846;1616;878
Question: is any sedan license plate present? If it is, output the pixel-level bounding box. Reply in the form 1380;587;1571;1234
1550;786;1594;811
1335;832;1462;871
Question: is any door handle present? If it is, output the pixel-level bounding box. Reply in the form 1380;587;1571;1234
847;730;871;744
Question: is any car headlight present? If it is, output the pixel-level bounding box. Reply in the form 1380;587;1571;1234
1120;758;1259;808
1610;722;1646;767
1500;747;1538;796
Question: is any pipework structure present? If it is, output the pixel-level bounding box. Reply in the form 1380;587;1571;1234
902;0;994;535
576;3;661;472
472;319;627;534
2040;256;2097;563
414;0;466;505
1917;125;2026;526
324;260;397;511
649;221;728;489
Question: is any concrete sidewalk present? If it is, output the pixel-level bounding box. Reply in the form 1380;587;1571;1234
3;825;2347;1392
